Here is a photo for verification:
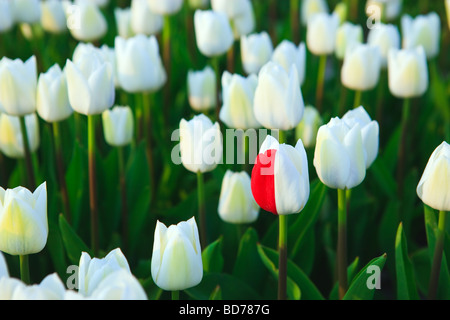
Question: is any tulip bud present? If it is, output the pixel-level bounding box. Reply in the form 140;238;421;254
230;0;255;40
295;105;322;149
240;31;273;75
0;113;40;159
365;0;402;22
301;0;329;26
343;106;379;169
307;12;340;56
0;251;8;279
271;40;306;86
387;46;428;99
0;182;48;256
314;117;366;190
65;0;107;42
65;50;115;115
187;66;217;112
401;12;441;59
0;0;14;33
130;0;163;36
114;7;134;39
78;248;132;297
147;0;184;15
254;62;305;131
367;23;400;68
41;0;67;34
251;136;310;215
219;71;260;129
211;0;248;19
218;170;260;224
151;217;203;291
417;142;450;212
89;269;147;300
179;114;223;173
115;34;167;93
0;56;37;116
102;106;134;147
341;44;382;91
12;0;41;24
194;10;234;57
335;22;363;60
37;64;73;123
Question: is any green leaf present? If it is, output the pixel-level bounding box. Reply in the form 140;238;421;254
369;157;397;199
343;253;387;300
329;257;360;300
202;237;224;273
395;222;419;300
58;214;92;265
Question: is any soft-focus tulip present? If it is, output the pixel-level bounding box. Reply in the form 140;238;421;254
341;44;381;91
230;0;255;40
417;142;450;212
147;0;184;15
253;62;304;131
219;72;260;129
365;0;402;22
0;113;40;159
130;0;163;36
89;269;147;300
0;251;8;279
194;10;234;57
41;0;67;34
367;23;400;68
219;170;260;224
189;0;209;9
0;0;14;33
295;105;322;149
343;106;379;169
114;7;134;39
187;66;216;112
211;0;247;19
335;22;363;60
401;12;441;59
307;12;340;56
115;34;167;93
301;0;329;26
271;41;306;86
251;136;310;215
11;273;72;300
0;182;47;256
78;248;131;297
102;106;134;147
65;49;115;116
11;0;41;24
179;114;223;173
446;0;450;30
314;117;366;190
37;64;73;123
0;277;26;299
333;2;348;24
387;46;428;98
65;0;107;42
0;56;37;116
90;0;109;8
240;32;273;75
151;217;203;291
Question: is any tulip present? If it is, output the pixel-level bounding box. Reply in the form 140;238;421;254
89;269;147;300
65;0;107;42
11;0;41;24
102;106;134;148
343;106;379;169
306;12;339;56
218;170;260;224
211;0;248;19
114;7;134;39
271;40;306;87
365;0;402;22
90;0;109;8
187;66;217;112
189;0;209;9
301;0;329;26
401;12;441;60
0;0;13;33
230;0;255;40
151;217;203;292
10;273;74;300
387;46;428;99
78;248;132;297
240;32;273;75
333;2;348;24
130;0;163;36
219;71;260;129
147;0;184;16
253;62;305;131
367;23;401;68
335;22;363;60
0;113;40;159
194;10;234;57
0;251;8;279
446;0;450;30
0;277;26;299
40;0;67;34
295;105;322;149
115;34;167;94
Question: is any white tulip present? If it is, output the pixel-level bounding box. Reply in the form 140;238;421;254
230;0;255;40
114;7;134;39
307;12;340;56
240;32;273;75
65;0;107;42
147;0;184;15
41;0;67;34
446;0;450;30
367;23;401;68
335;22;363;60
295;105;322;149
0;277;26;300
11;0;41;24
271;40;306;86
130;0;163;36
102;106;134;147
11;273;70;300
89;269;147;300
0;113;40;159
301;0;329;26
0;251;8;279
365;0;403;22
211;0;248;19
187;66;217;112
0;0;14;33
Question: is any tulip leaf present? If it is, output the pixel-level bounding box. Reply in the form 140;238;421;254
202;236;224;273
369;157;397;199
58;214;92;265
395;222;419;300
209;285;222;300
329;257;360;300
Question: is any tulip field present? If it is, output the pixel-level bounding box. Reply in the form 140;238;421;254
0;0;449;304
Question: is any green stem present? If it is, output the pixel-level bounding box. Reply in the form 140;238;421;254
316;55;327;113
118;147;128;253
197;171;207;249
172;290;180;300
143;92;155;203
337;188;348;300
428;210;447;300
290;0;300;44
53;121;71;223
88;115;99;255
163;15;172;123
20;255;30;285
397;98;411;198
353;90;362;109
19;115;36;190
278;214;288;300
227;42;235;73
